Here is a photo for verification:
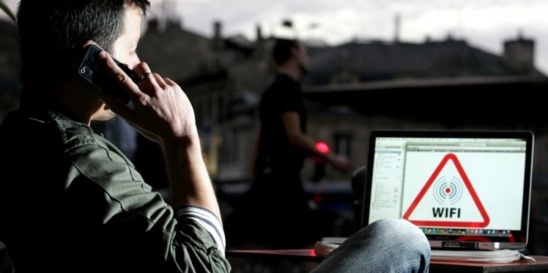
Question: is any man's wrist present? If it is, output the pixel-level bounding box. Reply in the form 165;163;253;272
162;134;201;155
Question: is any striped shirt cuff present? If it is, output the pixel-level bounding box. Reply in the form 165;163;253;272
175;205;226;256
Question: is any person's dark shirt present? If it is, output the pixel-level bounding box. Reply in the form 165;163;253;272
255;73;307;176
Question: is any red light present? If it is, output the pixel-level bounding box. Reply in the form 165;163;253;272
315;141;330;154
313;194;322;204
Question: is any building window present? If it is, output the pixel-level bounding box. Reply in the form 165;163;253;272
333;133;352;158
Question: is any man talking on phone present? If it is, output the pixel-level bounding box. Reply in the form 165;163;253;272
0;0;229;272
0;1;430;272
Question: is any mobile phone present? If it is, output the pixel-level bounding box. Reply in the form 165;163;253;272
78;44;139;104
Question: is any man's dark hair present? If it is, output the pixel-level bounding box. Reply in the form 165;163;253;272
16;0;150;101
272;38;299;65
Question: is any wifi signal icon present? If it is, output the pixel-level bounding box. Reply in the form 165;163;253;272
433;176;463;206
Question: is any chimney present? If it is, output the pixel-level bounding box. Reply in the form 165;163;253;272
165;18;182;31
503;31;535;74
212;20;224;51
256;24;263;42
146;19;159;34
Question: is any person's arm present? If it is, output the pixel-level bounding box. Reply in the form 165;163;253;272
282;111;350;174
97;51;220;218
161;132;220;216
94;51;229;272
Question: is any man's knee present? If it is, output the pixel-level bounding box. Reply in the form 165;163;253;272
365;219;429;247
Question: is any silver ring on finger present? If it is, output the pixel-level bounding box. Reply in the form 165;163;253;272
139;72;152;83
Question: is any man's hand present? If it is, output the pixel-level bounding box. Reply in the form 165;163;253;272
97;51;197;146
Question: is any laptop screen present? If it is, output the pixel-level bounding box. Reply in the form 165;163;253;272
362;130;534;250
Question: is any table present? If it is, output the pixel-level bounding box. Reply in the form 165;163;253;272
227;249;548;273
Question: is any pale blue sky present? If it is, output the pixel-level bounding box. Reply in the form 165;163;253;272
3;0;548;73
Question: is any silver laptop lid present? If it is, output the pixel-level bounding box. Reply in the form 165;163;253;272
362;130;534;250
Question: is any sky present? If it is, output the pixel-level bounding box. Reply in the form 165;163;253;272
3;0;548;74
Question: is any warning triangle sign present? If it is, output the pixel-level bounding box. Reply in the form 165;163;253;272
402;153;490;228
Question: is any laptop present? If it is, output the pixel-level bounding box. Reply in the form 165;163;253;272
361;130;534;251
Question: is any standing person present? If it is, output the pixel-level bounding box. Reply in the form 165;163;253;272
0;1;430;272
225;38;429;273
227;38;351;249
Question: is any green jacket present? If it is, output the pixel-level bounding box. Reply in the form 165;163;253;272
0;104;231;273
